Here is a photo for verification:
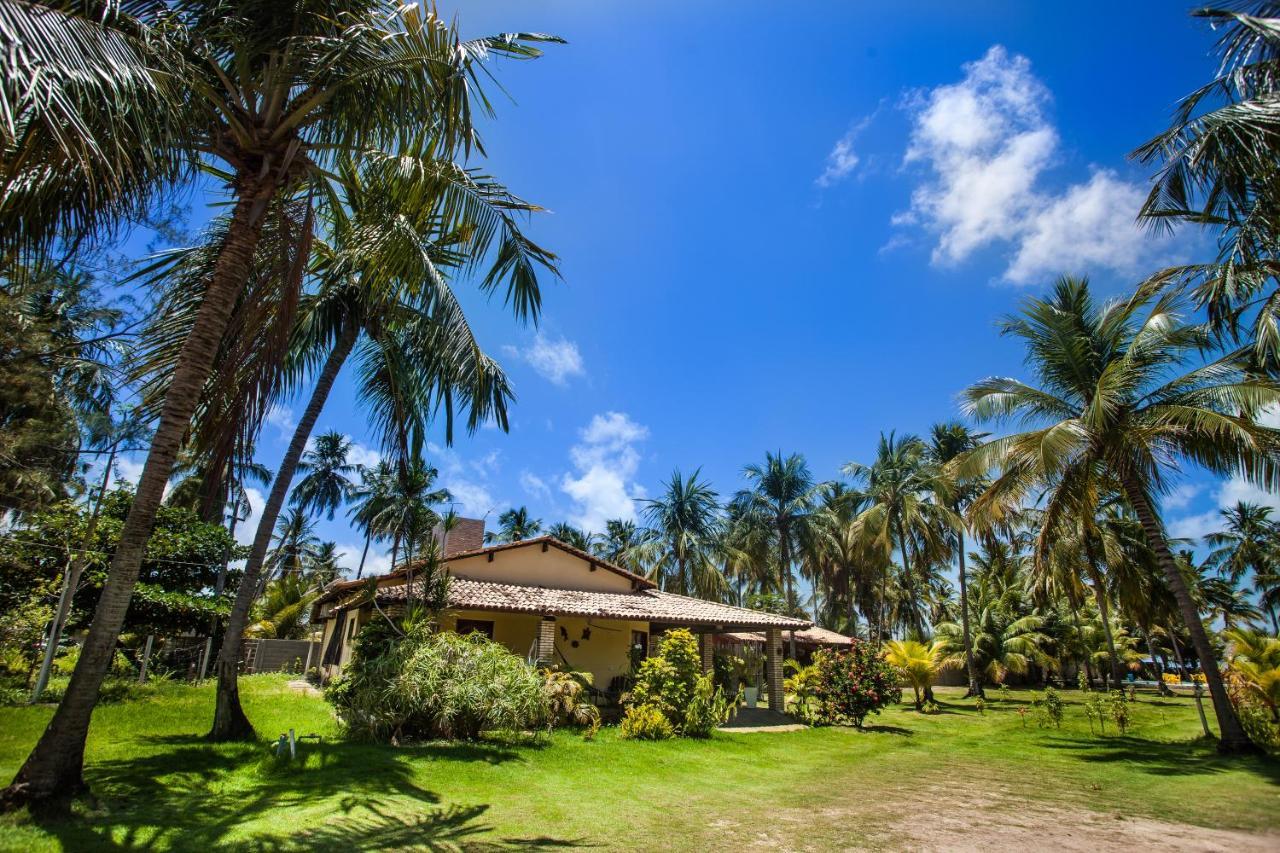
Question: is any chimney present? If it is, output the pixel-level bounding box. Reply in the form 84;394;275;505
434;517;486;557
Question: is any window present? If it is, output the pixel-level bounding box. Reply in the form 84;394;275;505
346;617;357;642
631;630;649;659
455;619;495;639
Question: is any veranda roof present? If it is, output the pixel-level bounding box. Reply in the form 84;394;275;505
360;576;812;630
719;626;854;646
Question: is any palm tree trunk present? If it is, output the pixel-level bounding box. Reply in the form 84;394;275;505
1070;603;1095;686
780;526;796;658
31;440;118;702
208;322;358;742
956;527;982;698
1;180;276;808
1120;478;1256;753
356;530;372;580
1081;533;1124;686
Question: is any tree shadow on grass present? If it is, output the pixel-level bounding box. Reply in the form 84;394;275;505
23;737;580;851
1041;735;1280;783
858;725;914;736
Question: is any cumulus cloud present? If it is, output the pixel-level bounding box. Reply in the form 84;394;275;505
561;412;649;533
520;470;551;500
898;45;1175;285
346;439;382;469
265;405;297;441
1168;477;1280;541
336;541;391;578
505;332;584;386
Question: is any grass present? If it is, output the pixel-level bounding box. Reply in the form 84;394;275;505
0;676;1276;850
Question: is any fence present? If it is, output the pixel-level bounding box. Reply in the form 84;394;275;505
241;639;322;675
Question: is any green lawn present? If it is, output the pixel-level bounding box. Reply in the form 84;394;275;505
0;676;1277;851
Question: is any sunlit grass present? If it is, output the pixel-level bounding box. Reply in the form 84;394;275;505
0;677;1276;850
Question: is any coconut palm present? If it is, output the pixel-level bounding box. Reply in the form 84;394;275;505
845;433;959;642
246;574;320;641
291;432;357;521
591;519;652;573
936;607;1050;688
547;523;591;551
883;639;951;711
927;422;987;696
1206;504;1280;629
376;459;450;573
639;469;725;598
3;3;561;804
1133;3;1280;361
1224;628;1280;721
308;542;343;588
348;461;396;579
957;276;1280;752
486;507;543;544
267;508;321;582
731;452;824;652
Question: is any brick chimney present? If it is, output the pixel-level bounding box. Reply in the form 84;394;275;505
435;517;485;557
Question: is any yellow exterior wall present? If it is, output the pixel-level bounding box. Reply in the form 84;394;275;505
549;616;648;689
447;545;635;593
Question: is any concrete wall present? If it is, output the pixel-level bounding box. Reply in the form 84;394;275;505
449;544;636;593
244;639;321;674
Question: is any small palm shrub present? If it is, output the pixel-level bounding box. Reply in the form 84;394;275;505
810;641;902;728
544;669;601;736
784;660;821;724
1034;687;1064;729
619;703;675;740
327;621;549;741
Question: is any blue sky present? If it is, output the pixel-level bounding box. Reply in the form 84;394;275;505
108;2;1272;575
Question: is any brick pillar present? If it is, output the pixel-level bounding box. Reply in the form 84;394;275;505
700;633;715;675
766;627;784;712
537;616;556;666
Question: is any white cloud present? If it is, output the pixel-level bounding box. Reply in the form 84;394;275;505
520;470;551;500
444;479;495;519
235;487;266;546
265;405;297;441
336;541;391;578
1167;476;1280;542
505;332;584;386
898;45;1175;285
346;439;382;469
560;412;649;533
1163;483;1201;513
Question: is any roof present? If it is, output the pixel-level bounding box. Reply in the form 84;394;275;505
314;536;655;607
357;576;812;630
719;626;854;646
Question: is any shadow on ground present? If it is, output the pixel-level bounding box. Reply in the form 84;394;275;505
1042;735;1280;782
21;737;584;851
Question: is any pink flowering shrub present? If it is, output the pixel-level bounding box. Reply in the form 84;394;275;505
811;641;902;728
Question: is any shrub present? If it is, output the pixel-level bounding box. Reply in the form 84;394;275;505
998;683;1011;703
53;645;135;678
1109;689;1130;734
544;669;601;735
974;696;986;715
683;674;735;737
327;622;549;741
1083;691;1107;734
1035;686;1064;729
784;660;821;724
619;703;675;740
810;641;901;728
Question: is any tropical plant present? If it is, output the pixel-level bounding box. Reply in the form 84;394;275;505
547;523;591;551
542;670;601;732
291;432;357;520
246;574;319;640
485;506;543;543
731;453;823;645
810;641;902;728
883;638;951;711
327;622;548;742
639;470;725;598
3;2;561;805
348;462;396;579
1133;2;1280;362
618;703;675;741
682;674;735;738
957;276;1280;752
844;433;958;641
627;629;703;727
936;608;1050;688
1225;629;1280;722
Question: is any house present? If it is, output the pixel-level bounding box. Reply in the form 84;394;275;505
311;524;811;712
715;626;854;665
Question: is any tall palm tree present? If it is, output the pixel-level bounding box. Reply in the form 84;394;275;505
485;506;543;543
927;422;987;696
639;469;724;598
291;432;356;520
1133;3;1280;362
308;542;343;588
845;433;958;642
547;522;591;551
591;519;652;573
732;452;823;653
2;3;561;804
348;461;396;579
267;508;321;582
376;458;450;576
957;276;1280;752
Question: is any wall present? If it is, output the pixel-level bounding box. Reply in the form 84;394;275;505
448;545;635;593
243;639;320;674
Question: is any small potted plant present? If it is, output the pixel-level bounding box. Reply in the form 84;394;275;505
736;648;764;707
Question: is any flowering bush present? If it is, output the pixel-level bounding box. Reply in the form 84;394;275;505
810;641;902;728
1162;673;1182;685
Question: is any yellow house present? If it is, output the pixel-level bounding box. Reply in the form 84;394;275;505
311;534;810;712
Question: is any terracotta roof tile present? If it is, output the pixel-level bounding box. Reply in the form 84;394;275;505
360;576;811;630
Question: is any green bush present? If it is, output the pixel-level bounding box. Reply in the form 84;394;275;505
810;641;902;728
1035;686;1064;729
53;645;135;678
784;660;821;724
543;669;600;736
619;703;675;740
327;621;549;742
625;629;733;738
1109;689;1131;734
683;674;735;737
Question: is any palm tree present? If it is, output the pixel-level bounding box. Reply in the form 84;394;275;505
639;469;724;598
291;432;356;520
246;574;320;641
592;519;651;573
486;507;543;544
547;523;591;551
883;639;951;710
376;459;450;573
1224;628;1280;722
348;461;396;579
732;452;823;653
3;3;561;804
1133;3;1280;363
308;542;343;588
267;508;321;582
936;608;1050;688
845;433;958;642
927;422;987;697
958;276;1280;752
1206;503;1280;631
